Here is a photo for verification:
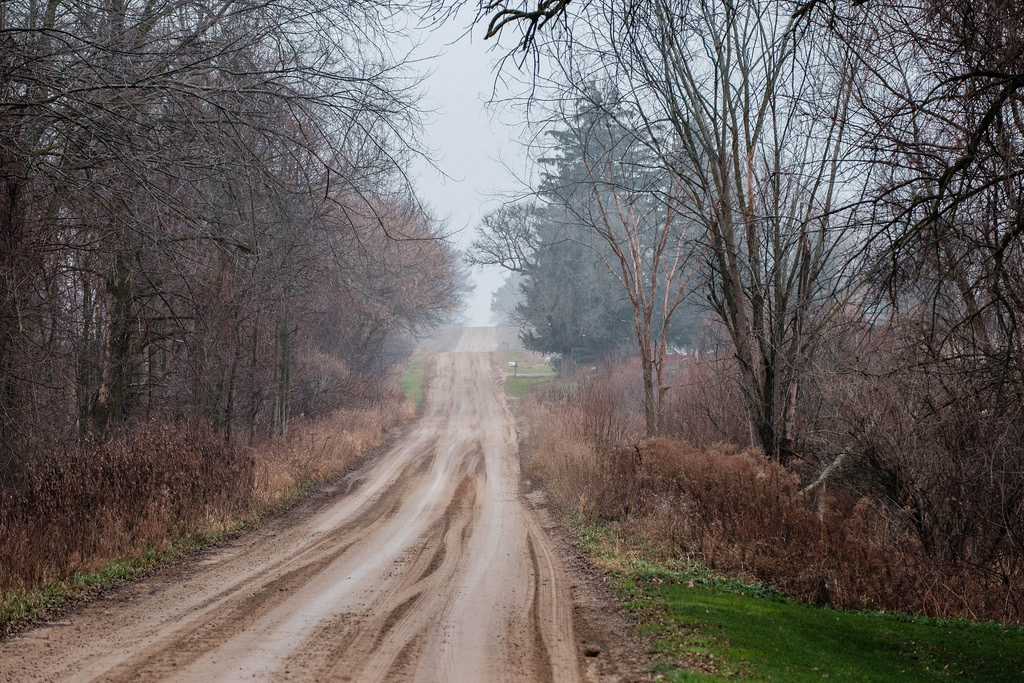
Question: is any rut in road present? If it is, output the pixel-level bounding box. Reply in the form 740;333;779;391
0;327;584;682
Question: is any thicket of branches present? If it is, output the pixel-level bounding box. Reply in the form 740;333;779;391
0;0;462;467
479;0;1024;621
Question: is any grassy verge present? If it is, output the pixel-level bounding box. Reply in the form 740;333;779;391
501;350;555;399
0;528;235;637
506;375;554;398
400;353;429;411
572;520;1024;682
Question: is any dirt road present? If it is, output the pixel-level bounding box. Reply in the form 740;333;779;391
0;327;636;682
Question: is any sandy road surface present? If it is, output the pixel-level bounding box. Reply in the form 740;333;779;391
1;327;634;682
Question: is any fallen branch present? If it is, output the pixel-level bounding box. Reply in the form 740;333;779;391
798;452;850;497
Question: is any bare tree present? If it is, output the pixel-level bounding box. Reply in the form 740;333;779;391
0;0;457;460
548;94;697;435
468;202;543;274
529;0;865;460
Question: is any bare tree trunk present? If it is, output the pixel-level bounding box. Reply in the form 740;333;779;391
93;248;136;434
640;346;657;436
273;311;293;438
77;274;97;434
248;317;261;445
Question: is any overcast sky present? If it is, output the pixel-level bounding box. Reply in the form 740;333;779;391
407;11;527;327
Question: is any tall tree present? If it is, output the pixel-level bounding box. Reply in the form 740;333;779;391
471;199;634;374
524;0;863;457
473;89;700;425
0;0;458;464
538;91;699;434
490;272;524;324
517;224;635;374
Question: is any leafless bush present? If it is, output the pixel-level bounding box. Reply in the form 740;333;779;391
0;422;252;590
661;355;752;448
523;360;1024;623
575;361;644;445
624;438;927;613
0;393;410;594
291;351;407;419
252;399;411;507
813;315;1024;622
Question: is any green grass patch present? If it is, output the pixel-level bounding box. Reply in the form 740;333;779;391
0;528;234;637
570;519;1024;681
400;353;429;411
505;375;553;398
501;350;555;399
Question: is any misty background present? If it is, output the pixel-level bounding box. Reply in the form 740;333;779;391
411;11;521;326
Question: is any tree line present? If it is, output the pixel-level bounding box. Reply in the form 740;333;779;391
472;0;1024;615
475;0;1024;450
0;0;463;473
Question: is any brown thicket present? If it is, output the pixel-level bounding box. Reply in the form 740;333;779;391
0;397;409;592
523;344;1023;622
0;0;460;592
0;423;252;589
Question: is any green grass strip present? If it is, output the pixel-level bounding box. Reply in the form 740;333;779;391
505;375;553;398
571;519;1024;682
501;351;555;376
0;530;231;637
400;353;428;411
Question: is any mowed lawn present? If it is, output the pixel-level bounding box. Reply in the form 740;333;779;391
571;523;1023;682
625;570;1024;682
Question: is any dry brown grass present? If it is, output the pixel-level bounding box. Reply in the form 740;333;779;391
251;402;412;508
521;364;1023;624
0;395;411;594
0;423;252;590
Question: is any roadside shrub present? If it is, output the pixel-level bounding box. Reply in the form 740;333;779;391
0;392;411;595
661;356;751;448
817;345;1024;622
623;438;920;613
0;422;252;590
252;401;411;506
522;361;1024;624
575;361;644;445
291;350;405;418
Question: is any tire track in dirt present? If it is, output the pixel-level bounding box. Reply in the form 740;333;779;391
0;327;604;682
